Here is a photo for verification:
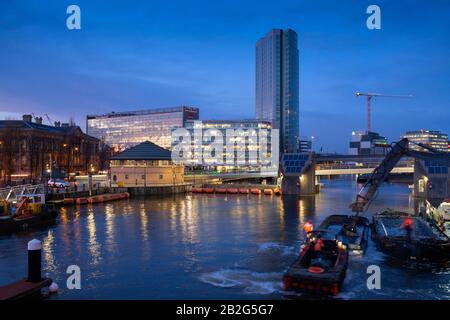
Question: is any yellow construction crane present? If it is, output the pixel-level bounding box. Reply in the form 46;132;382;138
355;92;413;131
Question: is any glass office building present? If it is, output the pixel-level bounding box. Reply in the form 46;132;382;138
87;106;199;151
402;130;449;153
180;120;276;173
256;29;299;153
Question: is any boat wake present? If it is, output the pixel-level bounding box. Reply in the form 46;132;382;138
199;269;283;295
257;242;297;256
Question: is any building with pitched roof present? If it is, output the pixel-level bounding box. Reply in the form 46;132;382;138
110;141;184;187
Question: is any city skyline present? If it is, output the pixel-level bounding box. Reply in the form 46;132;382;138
0;1;449;153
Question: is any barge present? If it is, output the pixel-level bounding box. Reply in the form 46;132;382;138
371;210;450;262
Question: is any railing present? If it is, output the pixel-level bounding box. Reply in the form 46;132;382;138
0;184;45;202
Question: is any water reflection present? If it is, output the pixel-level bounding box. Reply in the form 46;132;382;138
139;203;151;262
87;208;102;266
2;180;449;299
105;204;116;256
42;229;56;274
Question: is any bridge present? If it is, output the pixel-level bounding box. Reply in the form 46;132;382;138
316;166;413;176
316;154;387;163
184;153;415;184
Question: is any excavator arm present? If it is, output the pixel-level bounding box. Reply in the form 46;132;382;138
350;138;410;213
350;138;450;214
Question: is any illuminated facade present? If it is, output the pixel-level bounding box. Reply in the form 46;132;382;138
87;106;199;152
181;120;275;172
0;116;101;186
402;130;449;153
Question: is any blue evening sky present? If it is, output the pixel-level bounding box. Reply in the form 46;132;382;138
0;0;449;152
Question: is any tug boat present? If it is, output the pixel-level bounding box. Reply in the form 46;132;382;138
283;230;349;295
319;215;370;255
0;194;58;235
371;210;450;262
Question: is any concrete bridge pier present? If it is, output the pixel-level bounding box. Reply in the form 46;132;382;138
413;159;450;201
280;153;317;196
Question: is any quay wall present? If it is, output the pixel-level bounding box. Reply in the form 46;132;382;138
112;185;190;196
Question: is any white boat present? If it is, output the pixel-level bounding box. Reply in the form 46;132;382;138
438;199;450;221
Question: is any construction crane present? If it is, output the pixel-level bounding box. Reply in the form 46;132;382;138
355;92;413;131
44;113;53;126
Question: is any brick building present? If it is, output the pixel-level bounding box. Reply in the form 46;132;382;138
0;115;102;186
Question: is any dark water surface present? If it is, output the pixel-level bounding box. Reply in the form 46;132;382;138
1;180;449;299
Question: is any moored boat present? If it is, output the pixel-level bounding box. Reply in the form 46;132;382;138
371;210;450;262
0;191;58;235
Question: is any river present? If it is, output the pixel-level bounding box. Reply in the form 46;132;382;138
1;180;449;299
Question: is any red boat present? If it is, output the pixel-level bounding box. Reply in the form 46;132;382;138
283;230;349;295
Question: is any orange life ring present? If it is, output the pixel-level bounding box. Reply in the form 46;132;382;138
308;266;325;273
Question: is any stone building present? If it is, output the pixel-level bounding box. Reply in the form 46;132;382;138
0;115;101;186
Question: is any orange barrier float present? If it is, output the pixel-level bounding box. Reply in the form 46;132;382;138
63;198;75;205
227;188;238;194
263;189;273;196
202;188;214;194
76;197;88;205
215;188;227;194
274;188;282;196
73;193;130;205
239;188;249;194
250;188;261;195
192;188;203;193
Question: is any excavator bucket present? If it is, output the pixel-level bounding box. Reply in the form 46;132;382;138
350;195;367;213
